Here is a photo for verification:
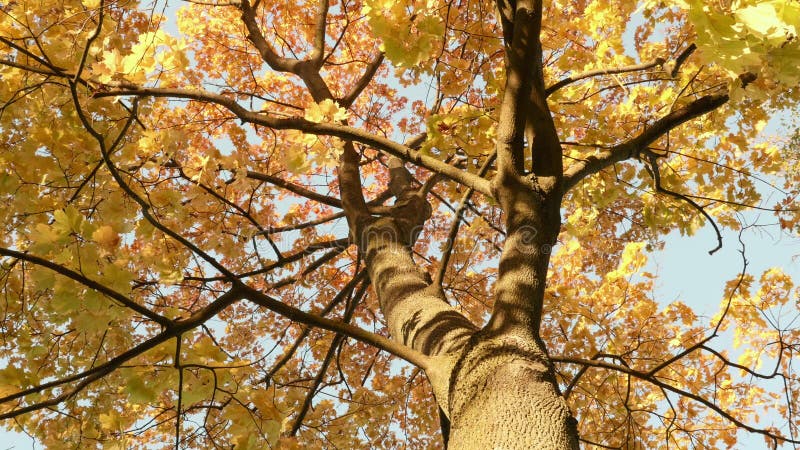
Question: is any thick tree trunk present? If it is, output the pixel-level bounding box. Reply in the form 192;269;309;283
446;333;579;449
349;169;579;449
444;185;579;449
335;1;581;444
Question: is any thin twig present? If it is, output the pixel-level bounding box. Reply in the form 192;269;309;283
642;150;722;255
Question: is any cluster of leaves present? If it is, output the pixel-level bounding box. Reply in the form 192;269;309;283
0;0;798;448
678;0;800;90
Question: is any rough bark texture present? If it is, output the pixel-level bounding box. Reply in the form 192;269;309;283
349;170;579;450
447;333;579;449
441;179;580;450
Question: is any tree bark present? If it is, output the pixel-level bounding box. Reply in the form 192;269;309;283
447;334;579;449
444;183;579;449
351;170;579;450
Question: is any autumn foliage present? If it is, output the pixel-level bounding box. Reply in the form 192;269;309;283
1;0;799;448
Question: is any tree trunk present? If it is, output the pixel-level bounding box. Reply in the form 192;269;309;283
444;183;579;449
334;0;581;435
336;147;580;448
446;333;579;449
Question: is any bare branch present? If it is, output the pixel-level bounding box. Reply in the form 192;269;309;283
546;44;697;97
0;37;67;74
183;237;349;282
243;288;432;370
546;58;666;98
645;230;749;378
258;189;393;235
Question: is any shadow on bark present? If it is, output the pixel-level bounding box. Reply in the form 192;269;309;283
402;309;479;355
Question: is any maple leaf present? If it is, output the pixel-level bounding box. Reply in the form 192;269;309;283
304;99;349;123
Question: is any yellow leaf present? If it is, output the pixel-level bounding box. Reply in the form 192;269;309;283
92;48;123;83
124;373;158;404
53;206;84;236
52;279;82;314
30;223;63;251
606;242;647;280
734;4;782;39
99;412;121;431
92;225;120;251
304;99;349;123
283;145;308;173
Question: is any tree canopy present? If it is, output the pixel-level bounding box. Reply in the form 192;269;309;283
1;0;799;448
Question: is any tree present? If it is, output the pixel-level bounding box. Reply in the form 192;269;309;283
1;0;799;447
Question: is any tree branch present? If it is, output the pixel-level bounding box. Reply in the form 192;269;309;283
195;237;349;282
340;52;384;108
0;247;172;327
72;0;105;82
493;0;552;177
243;287;431;370
238;0;332;100
563;93;729;191
642;150;723;255
245;170;343;208
93;84;492;196
0;287;246;419
309;0;329;67
261;271;368;384
670;43;697;78
289;276;367;435
257;189;393;235
552;355;800;445
546;44;697;97
546;58;666;97
238;0;301;73
1;59;479;195
70;87;238;281
434;152;496;288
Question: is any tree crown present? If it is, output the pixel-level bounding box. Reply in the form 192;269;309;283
0;0;799;448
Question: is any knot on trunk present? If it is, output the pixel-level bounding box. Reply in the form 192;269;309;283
361;156;433;248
